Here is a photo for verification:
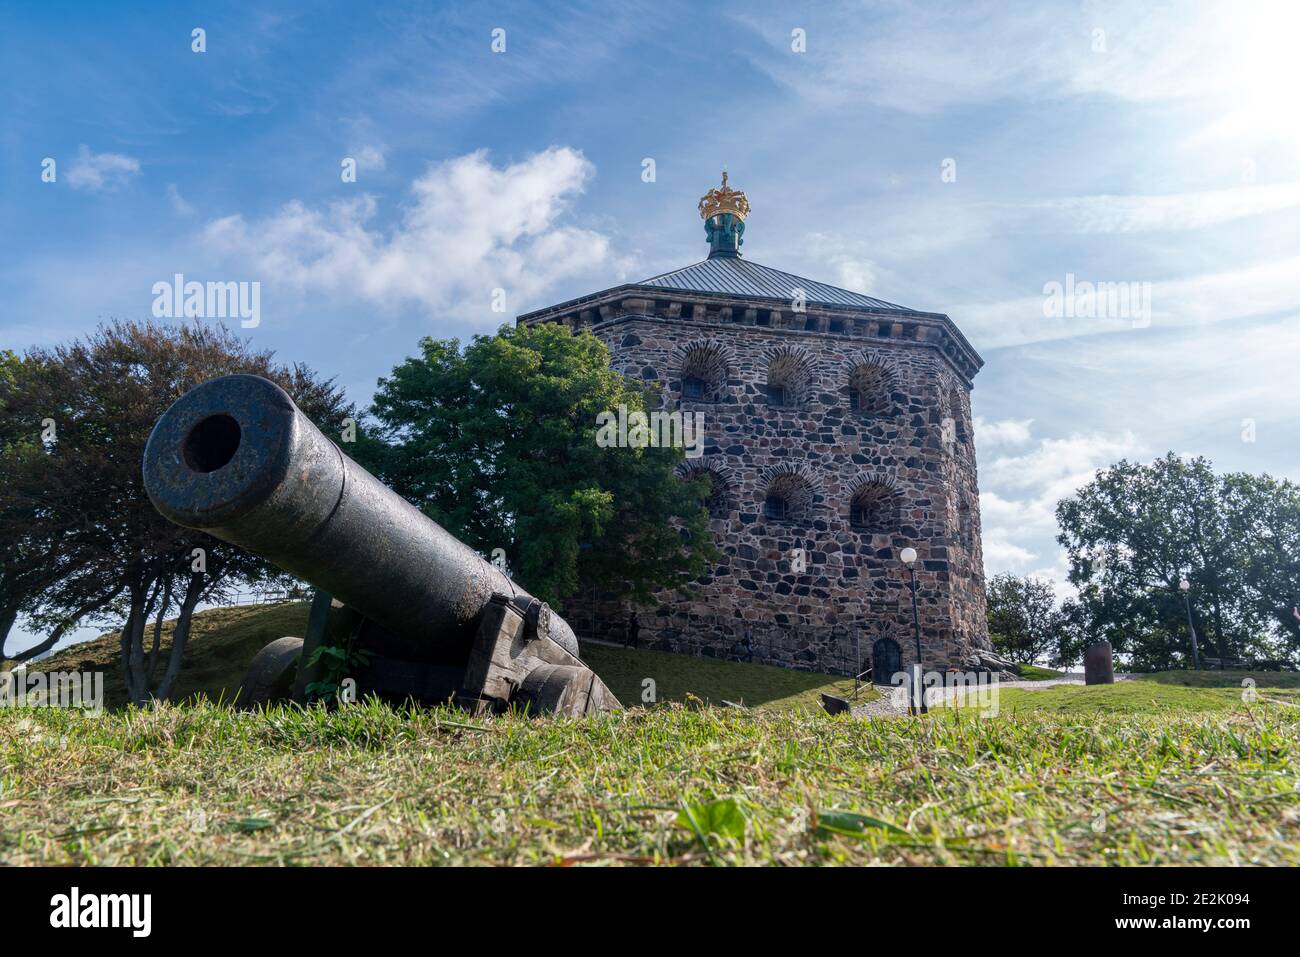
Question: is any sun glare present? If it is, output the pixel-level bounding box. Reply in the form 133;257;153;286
1211;0;1300;148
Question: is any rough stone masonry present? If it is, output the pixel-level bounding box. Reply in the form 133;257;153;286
517;173;990;679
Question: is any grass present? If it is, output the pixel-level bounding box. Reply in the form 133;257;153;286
1137;669;1300;689
997;682;1252;714
6;605;1298;866
1;698;1297;866
580;642;872;711
33;603;873;713
1013;664;1065;681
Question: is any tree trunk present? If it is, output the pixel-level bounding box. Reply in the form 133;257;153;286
1212;598;1227;659
119;584;144;704
13;617;77;664
156;574;204;702
121;577;162;706
146;579;172;686
0;604;18;663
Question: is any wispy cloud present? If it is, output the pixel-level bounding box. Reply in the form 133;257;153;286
65;145;141;191
165;184;195;216
734;1;1253;114
996;182;1300;234
954;254;1300;350
352;144;387;172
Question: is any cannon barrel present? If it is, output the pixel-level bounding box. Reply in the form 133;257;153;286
142;374;581;664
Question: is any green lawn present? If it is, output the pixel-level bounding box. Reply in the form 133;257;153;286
997;681;1250;714
1136;669;1300;689
580;642;872;711
1013;664;1065;681
1;698;1296;866
7;606;1298;866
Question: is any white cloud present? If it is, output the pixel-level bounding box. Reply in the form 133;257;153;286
974;417;1033;449
353;144;387;172
981;537;1036;568
984;431;1144;497
65;145;141;191
800;233;879;294
166;183;194;216
978;428;1147;585
202;147;627;322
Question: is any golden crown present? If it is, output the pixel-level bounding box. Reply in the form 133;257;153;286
698;170;750;221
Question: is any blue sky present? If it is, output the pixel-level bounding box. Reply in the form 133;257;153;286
3;0;1299;651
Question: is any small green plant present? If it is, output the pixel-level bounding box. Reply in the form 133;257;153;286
304;636;372;704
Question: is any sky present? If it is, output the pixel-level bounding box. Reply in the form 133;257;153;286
2;0;1298;653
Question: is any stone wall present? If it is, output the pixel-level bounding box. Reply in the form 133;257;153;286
556;306;991;676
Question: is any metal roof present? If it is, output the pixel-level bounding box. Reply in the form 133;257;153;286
637;256;913;312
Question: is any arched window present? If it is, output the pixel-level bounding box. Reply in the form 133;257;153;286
679;460;732;519
846;362;893;417
849;479;896;533
762;470;815;524
765;382;790;407
677;342;729;404
764;349;813;409
694;470;728;517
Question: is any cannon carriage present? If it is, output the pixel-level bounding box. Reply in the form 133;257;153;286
142;374;620;717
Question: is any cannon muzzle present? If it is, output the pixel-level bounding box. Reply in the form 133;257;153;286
143;374;619;715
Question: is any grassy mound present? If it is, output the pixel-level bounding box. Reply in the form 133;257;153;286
580;643;869;711
35;603;872;713
40;603;313;710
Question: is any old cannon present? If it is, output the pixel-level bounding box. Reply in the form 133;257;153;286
142;374;620;716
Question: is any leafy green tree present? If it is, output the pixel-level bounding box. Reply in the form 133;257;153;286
1222;471;1300;656
1053;598;1091;668
1;322;352;701
1056;453;1277;669
986;573;1072;664
0;351;114;662
360;323;716;608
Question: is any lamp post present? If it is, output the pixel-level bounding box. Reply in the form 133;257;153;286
1179;578;1201;670
900;547;927;715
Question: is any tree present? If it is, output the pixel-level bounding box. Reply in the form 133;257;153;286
986;573;1071;664
1055;453;1281;669
359;323;716;608
0;321;352;702
1222;471;1300;657
0;351;112;663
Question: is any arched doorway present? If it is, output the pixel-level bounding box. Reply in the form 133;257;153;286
871;638;901;685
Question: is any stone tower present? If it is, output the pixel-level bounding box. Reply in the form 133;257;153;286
517;174;990;677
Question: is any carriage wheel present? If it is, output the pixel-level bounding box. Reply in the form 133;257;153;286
241;636;304;707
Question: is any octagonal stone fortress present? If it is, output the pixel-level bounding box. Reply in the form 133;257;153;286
518;174;991;677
